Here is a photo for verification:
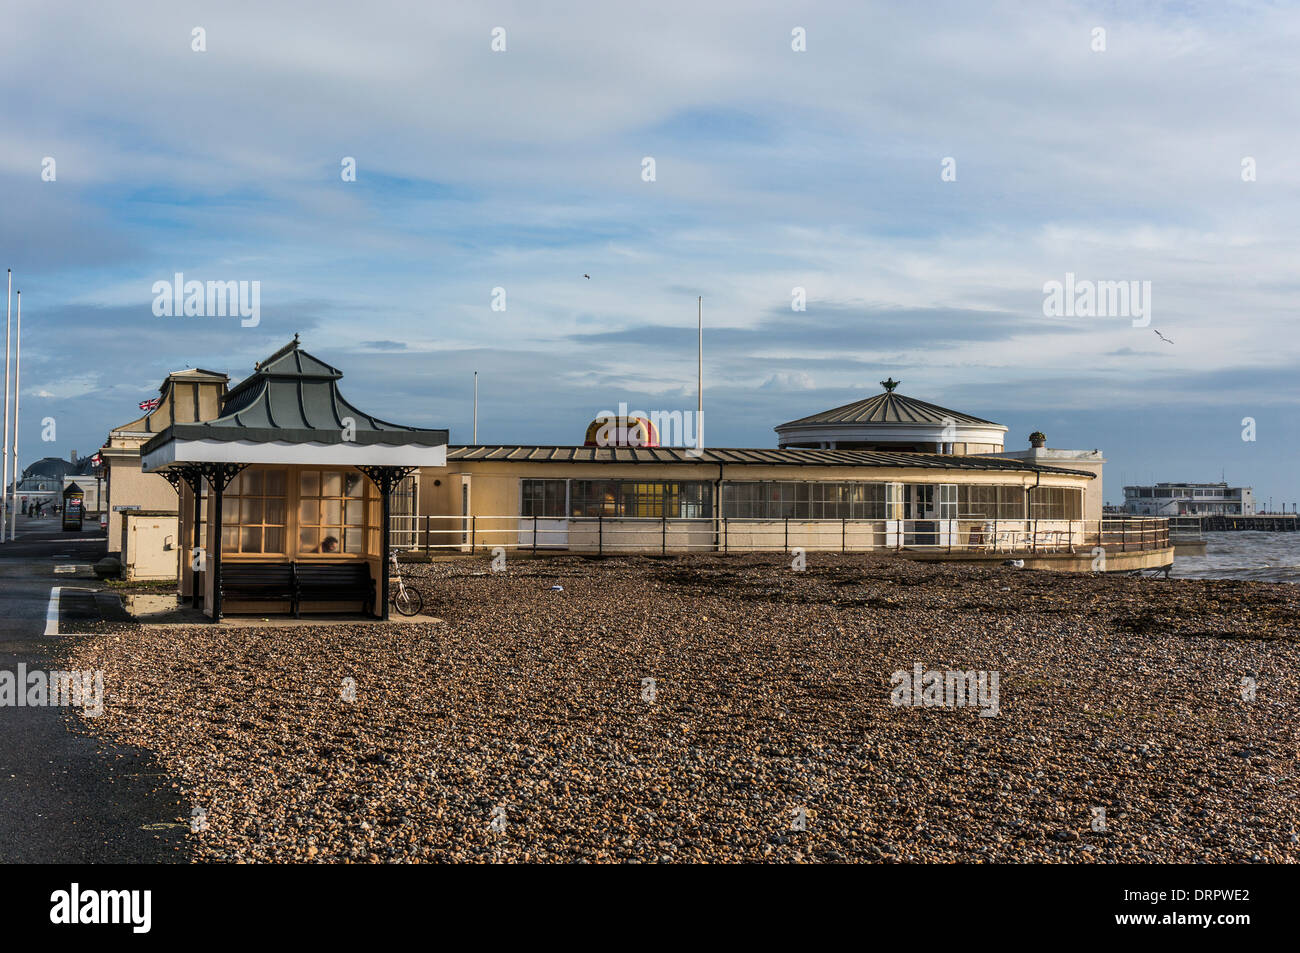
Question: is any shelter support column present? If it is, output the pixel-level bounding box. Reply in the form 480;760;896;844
196;463;246;622
358;466;417;621
160;465;204;600
181;468;205;607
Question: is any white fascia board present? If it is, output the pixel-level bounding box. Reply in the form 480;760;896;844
778;424;1007;446
142;439;446;472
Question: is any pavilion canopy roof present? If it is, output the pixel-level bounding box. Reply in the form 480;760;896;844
141;337;447;471
776;389;1006;431
447;445;1095;477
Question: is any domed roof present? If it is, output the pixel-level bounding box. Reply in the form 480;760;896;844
22;457;76;480
777;389;1002;430
774;380;1007;452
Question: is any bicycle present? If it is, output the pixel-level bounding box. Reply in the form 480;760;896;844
389;552;424;616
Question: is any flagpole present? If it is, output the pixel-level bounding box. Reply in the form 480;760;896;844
9;290;18;542
473;370;478;444
696;295;703;452
2;269;11;543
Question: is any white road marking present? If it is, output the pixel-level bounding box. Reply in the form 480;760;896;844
44;586;62;636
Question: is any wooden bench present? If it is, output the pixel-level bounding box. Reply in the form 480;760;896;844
218;561;376;618
220;563;297;608
293;562;375;618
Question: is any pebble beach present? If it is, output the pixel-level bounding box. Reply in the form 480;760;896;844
65;554;1300;863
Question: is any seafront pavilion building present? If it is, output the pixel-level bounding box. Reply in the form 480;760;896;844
403;381;1170;572
413;444;1119;560
140;338;447;620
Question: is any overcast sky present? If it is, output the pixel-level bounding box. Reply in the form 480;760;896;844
2;0;1297;505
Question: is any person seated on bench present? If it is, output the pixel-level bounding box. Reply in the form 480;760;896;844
320;535;339;553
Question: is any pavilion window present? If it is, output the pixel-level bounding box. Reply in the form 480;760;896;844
521;479;566;518
622;481;670;518
958;485;997;520
885;483;904;520
220;468;288;555
679;482;710;518
954;484;1032;520
721;481;889;519
938;484;958;519
569;479;712;518
298;468;375;555
998;486;1026;519
721;482;757;519
570;480;620;517
1030;486;1083;520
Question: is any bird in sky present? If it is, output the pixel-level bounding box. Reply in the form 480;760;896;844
583;274;590;279
1153;329;1174;344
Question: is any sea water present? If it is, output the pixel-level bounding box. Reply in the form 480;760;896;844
1172;531;1300;584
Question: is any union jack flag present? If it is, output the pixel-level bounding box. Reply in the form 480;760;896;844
139;397;161;412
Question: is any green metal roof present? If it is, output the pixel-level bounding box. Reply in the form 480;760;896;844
776;390;1005;430
447;445;1094;477
141;337;447;453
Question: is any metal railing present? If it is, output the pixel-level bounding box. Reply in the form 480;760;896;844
390;514;1170;556
1167;515;1204;542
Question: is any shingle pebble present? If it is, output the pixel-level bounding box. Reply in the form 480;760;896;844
65;553;1300;863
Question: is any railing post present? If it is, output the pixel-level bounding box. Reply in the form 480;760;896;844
470;516;476;554
662;512;667;554
424;515;430;555
598;514;603;555
724;517;729;553
533;515;538;553
784;517;789;554
842;517;846;553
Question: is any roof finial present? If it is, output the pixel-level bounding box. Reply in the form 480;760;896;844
880;377;900;393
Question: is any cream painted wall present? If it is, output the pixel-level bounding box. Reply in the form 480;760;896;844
122;514;181;580
105;458;178;555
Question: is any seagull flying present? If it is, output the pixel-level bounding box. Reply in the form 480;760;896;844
1153;329;1174;345
583;274;590;279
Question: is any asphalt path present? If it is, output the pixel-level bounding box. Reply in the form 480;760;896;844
0;515;187;863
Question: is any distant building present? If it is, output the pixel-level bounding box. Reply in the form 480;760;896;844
9;452;102;515
1123;482;1254;517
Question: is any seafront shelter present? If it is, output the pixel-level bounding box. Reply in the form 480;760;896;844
139;338;446;620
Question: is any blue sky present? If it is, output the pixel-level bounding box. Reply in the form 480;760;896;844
2;0;1298;506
